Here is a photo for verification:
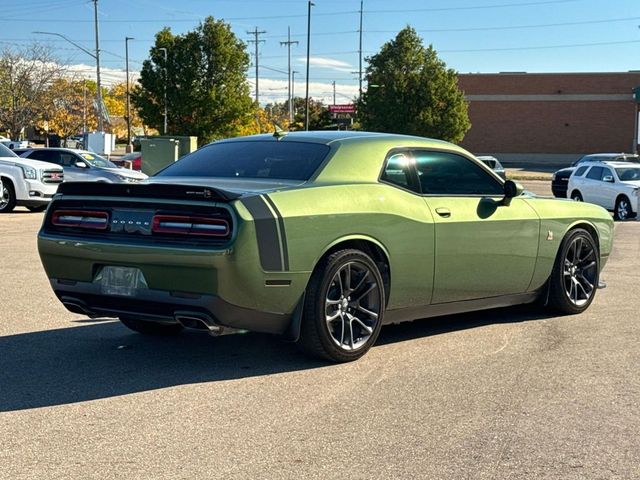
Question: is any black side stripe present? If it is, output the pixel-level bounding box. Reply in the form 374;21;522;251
263;195;290;271
241;195;283;271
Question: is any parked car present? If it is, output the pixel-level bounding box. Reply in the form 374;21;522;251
0;138;29;150
567;160;640;220
19;148;147;183
119;151;142;171
476;155;506;180
0;143;64;213
552;153;639;198
38;131;613;362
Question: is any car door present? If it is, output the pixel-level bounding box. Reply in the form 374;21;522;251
60;152;93;182
582;166;603;205
413;150;539;304
598;166;617;210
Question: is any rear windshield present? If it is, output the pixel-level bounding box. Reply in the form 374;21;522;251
155;141;331;181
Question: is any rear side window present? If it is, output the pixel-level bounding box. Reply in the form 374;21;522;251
414;151;503;196
574;166;588;177
586;166;603;180
156;141;331;181
381;152;417;192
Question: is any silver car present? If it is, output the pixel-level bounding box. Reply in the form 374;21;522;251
19;148;147;183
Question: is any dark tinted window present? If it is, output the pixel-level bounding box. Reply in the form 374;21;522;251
586;166;603;180
156;141;330;181
381;152;417;192
574;166;588;177
414;151;503;195
28;150;58;163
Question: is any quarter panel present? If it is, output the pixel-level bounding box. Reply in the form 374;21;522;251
267;183;435;309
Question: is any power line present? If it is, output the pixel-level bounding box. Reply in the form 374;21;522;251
440;39;640;53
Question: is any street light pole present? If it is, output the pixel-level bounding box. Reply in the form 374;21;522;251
125;37;134;151
305;1;314;131
93;0;103;132
159;47;168;135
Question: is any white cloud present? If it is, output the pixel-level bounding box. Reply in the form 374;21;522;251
298;56;354;73
65;63;138;86
255;77;358;105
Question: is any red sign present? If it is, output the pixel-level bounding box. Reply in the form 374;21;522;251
329;104;356;114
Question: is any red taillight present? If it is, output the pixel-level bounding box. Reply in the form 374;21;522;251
51;210;109;230
151;215;230;237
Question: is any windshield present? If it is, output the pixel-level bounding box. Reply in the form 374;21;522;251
79;152;118;169
615;167;640;181
0;144;18;158
155;141;331;181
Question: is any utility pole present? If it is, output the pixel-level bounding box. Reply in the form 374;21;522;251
93;0;103;132
125;36;134;150
291;70;299;123
159;47;168;135
305;1;314;130
332;81;336;106
82;80;87;134
358;0;363;99
247;27;266;104
280;27;299;124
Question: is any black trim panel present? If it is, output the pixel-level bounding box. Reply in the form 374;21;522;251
384;291;540;325
241;195;283;271
263;194;290;271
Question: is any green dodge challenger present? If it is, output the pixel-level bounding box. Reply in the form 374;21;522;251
38;132;614;362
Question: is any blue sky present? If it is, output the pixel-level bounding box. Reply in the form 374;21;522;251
1;0;639;104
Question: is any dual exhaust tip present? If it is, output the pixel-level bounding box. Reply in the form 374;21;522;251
61;297;226;336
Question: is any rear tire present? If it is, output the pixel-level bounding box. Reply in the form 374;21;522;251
119;317;183;335
297;249;385;362
0;179;16;213
570;191;583;202
27;205;47;213
547;228;599;315
614;195;634;221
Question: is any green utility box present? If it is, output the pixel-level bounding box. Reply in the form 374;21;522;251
139;138;179;176
154;135;198;158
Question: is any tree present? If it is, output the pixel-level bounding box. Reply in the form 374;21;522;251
357;27;470;143
43;78;97;141
0;43;65;139
132;16;254;144
265;97;332;131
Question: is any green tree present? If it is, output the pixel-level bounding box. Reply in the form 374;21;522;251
265;97;332;131
132;17;254;144
357;27;470;143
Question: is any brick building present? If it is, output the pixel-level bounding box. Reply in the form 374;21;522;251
457;72;640;166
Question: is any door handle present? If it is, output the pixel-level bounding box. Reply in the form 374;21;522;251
435;207;451;218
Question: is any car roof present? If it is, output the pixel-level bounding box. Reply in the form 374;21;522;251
581;161;640;168
213;130;455;148
581;153;639;159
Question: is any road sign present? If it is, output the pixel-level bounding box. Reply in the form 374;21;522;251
329;104;356;114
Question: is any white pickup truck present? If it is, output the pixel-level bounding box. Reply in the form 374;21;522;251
0;143;64;213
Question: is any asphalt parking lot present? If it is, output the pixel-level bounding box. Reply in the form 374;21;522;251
1;196;639;479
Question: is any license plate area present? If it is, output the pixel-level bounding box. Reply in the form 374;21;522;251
94;266;148;296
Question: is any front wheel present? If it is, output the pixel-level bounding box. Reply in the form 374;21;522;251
119;317;183;335
0;180;16;213
547;228;599;315
297;249;385;362
614;195;634;221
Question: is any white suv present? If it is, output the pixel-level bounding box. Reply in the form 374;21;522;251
567;161;640;220
0;143;64;213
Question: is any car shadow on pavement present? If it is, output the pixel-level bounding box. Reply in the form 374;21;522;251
0;305;552;412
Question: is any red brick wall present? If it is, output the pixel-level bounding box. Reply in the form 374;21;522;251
457;73;640;154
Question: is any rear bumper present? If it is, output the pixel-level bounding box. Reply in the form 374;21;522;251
51;278;292;335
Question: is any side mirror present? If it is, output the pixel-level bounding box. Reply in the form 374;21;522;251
75;160;88;168
503;180;524;206
602;175;614;183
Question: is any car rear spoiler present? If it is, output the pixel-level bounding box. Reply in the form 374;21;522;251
56;182;242;202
